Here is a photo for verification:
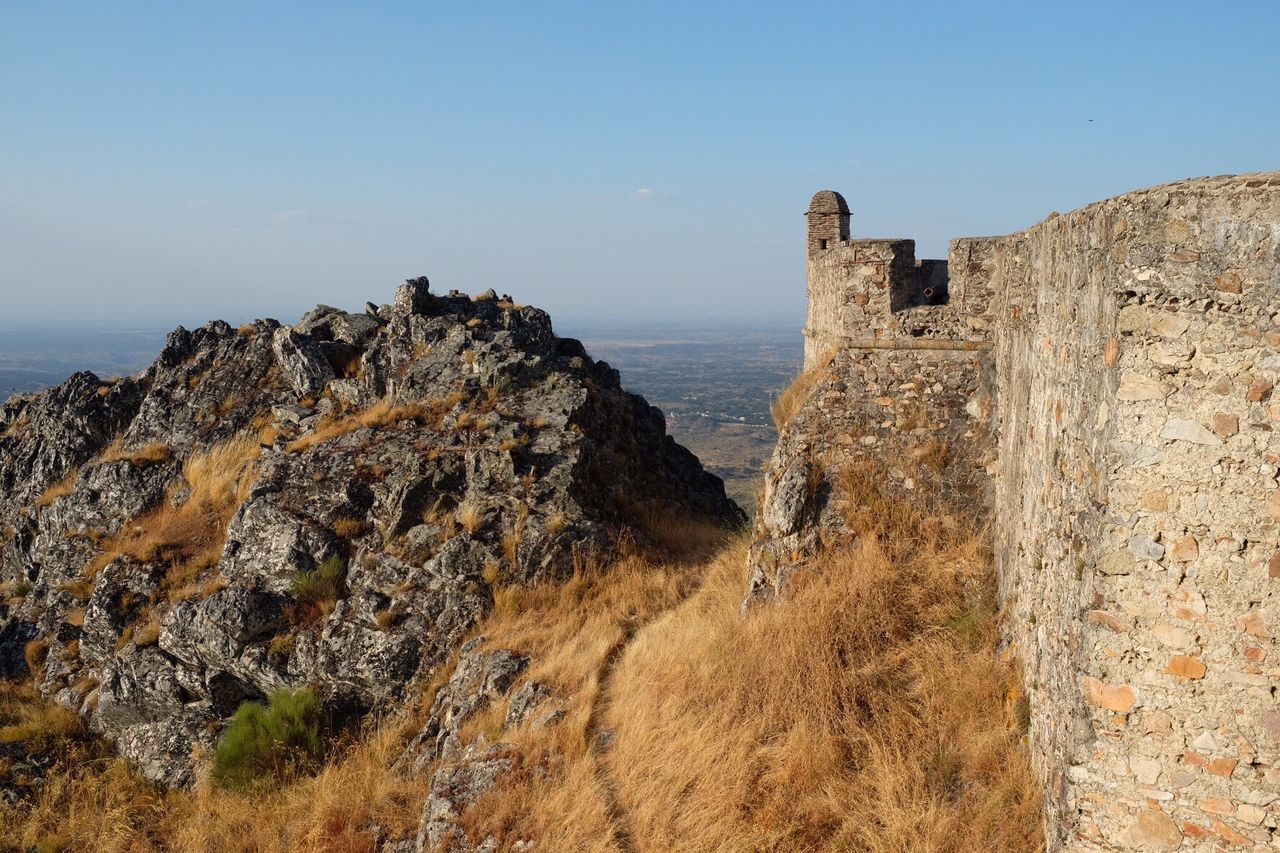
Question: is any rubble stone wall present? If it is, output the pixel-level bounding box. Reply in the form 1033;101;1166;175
780;174;1280;850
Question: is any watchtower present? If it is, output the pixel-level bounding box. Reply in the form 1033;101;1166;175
806;190;850;254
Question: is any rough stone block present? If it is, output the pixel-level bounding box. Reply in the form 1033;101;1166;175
1212;413;1239;438
1167;655;1207;679
1159;418;1222;445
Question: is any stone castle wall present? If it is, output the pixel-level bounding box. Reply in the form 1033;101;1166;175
762;174;1280;850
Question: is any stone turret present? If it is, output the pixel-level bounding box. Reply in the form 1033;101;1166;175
806;190;850;254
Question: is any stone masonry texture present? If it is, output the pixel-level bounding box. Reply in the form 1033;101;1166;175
754;174;1280;850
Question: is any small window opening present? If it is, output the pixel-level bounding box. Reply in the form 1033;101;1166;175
818;238;829;250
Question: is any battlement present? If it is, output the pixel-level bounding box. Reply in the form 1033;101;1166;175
802;191;1000;367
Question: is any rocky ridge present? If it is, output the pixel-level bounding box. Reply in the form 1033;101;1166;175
0;278;742;791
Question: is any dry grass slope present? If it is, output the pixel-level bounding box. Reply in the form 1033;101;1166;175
0;469;1041;851
0;676;426;852
770;351;833;430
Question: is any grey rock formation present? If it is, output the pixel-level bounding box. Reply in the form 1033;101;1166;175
398;640;529;776
0;280;742;787
416;743;513;853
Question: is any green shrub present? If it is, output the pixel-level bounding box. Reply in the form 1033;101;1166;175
11;579;33;599
210;688;324;790
290;555;346;606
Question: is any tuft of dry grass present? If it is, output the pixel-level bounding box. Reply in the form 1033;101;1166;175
285;396;441;454
23;639;50;679
457;502;485;535
35;470;79;509
0;681;84;750
94;439;173;468
84;435;261;601
770;351;834;430
133;620;162;647
332;516;370;539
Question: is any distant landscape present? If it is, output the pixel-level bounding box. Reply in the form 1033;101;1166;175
574;321;802;510
0;315;803;512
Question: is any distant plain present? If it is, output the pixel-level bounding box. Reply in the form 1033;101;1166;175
0;316;803;513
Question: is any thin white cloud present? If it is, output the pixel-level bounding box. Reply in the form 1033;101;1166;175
632;188;677;201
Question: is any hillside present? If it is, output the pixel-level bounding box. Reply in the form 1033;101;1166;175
0;278;741;791
0;279;1041;851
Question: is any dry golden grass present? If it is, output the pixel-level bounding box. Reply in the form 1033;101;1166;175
0;468;1039;852
0;677;426;853
133;620;162;647
22;639;50;680
770;351;834;430
0;682;83;750
84;435;261;595
457;502;485;535
450;471;1040;852
600;534;1040;852
34;470;79;508
95;439;173;468
447;545;715;850
332;516;371;539
285;396;434;454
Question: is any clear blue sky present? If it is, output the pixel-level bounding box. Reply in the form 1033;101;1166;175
2;1;1277;326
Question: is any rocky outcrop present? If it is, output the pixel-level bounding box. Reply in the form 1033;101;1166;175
0;277;742;787
397;640;531;777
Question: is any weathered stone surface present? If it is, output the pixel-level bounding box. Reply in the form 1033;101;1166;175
1129;534;1166;562
415;744;513;853
1151;314;1191;339
1168;535;1199;562
1098;550;1136;576
1211;413;1238;438
504;680;554;730
1152;623;1192;649
1117;372;1170;401
397;642;529;776
1159;418;1222;446
1082;677;1135;713
1166;655;1207;679
1124;809;1182;850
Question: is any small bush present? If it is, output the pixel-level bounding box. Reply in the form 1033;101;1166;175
268;633;296;666
210;689;324;791
11;580;33;599
290;555;346;620
331;516;369;539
